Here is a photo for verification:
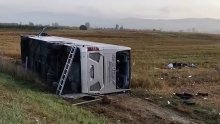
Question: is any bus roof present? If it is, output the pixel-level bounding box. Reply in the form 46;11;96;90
28;36;131;50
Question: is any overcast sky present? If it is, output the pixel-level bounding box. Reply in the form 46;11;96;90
0;0;220;25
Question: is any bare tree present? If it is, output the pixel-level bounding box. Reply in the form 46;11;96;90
29;22;34;26
119;25;124;30
85;22;90;29
52;22;59;27
115;24;119;30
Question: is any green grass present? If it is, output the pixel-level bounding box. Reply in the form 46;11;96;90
0;73;107;124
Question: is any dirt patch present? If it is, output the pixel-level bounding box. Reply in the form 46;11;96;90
82;94;203;124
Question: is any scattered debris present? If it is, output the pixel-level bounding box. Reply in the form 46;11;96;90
144;98;154;102
175;92;193;99
171;76;178;79
167;62;196;69
72;98;102;106
196;92;209;97
189;63;196;68
167;63;174;69
188;75;192;78
174;92;209;106
183;93;194;98
145;98;150;100
116;120;121;123
35;118;39;124
174;92;196;105
203;97;208;100
167;101;171;105
167;62;187;69
183;100;196;105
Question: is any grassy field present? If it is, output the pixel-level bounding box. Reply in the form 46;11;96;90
1;28;219;89
0;72;107;124
0;28;220;123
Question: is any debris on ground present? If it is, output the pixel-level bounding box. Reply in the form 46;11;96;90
183;99;196;105
144;98;154;102
65;95;108;106
189;63;196;68
196;92;209;97
145;98;150;100
175;92;194;99
167;62;196;69
174;91;210;106
188;75;192;78
72;98;102;106
167;63;174;69
174;92;195;105
203;97;208;100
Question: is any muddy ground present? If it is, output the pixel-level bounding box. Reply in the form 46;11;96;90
76;94;204;124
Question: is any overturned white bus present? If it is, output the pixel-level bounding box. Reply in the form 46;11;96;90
21;34;131;96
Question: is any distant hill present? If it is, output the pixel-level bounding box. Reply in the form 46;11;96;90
2;11;220;33
116;18;220;33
